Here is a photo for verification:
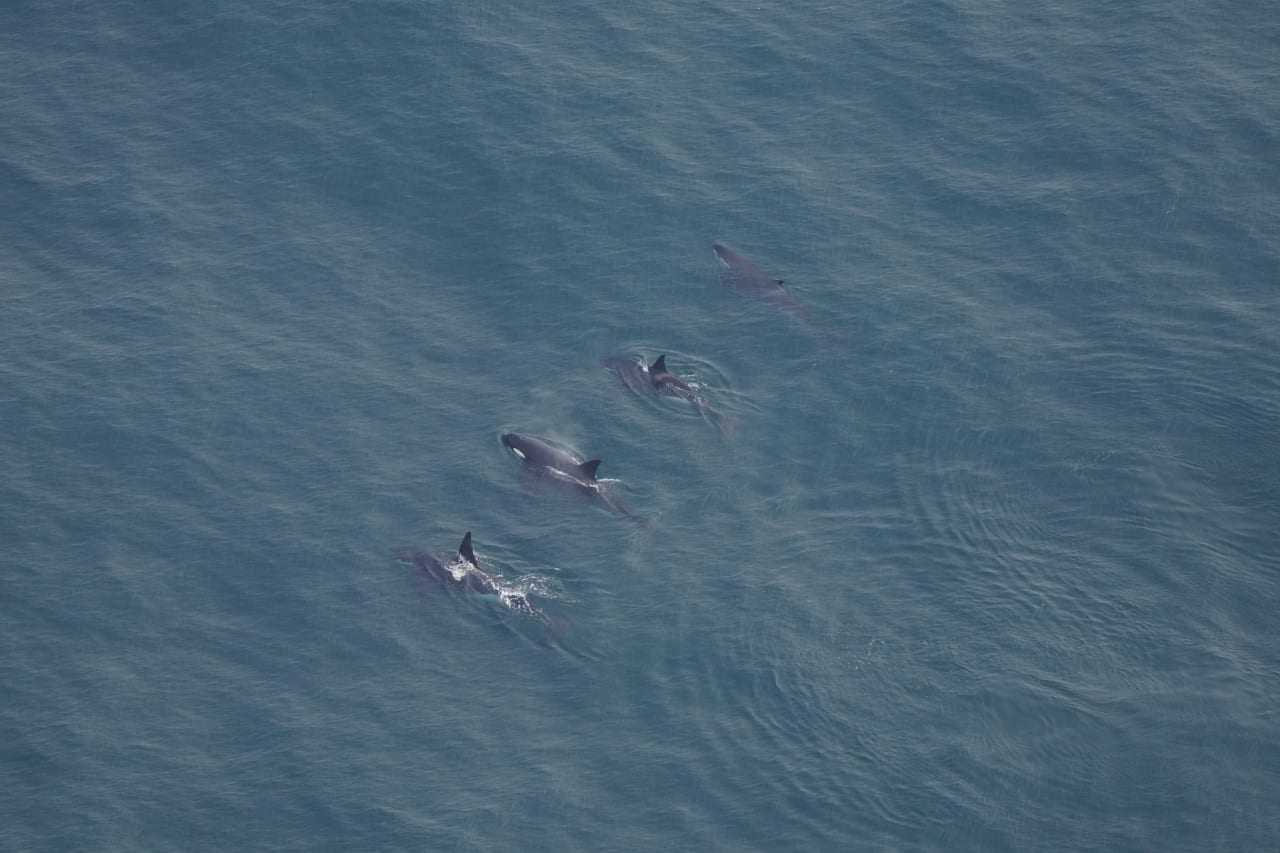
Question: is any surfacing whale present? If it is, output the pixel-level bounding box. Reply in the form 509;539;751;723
601;353;734;434
501;432;645;523
399;531;543;617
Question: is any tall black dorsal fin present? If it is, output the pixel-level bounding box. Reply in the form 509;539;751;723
579;459;602;480
458;531;477;565
650;355;667;374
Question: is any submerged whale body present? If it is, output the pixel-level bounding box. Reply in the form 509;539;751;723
712;241;807;316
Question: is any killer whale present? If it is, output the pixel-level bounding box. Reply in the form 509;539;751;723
601;354;734;434
501;432;645;523
400;531;540;616
501;433;602;487
712;241;807;317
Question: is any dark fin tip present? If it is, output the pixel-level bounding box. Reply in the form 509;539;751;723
580;459;602;480
459;531;476;565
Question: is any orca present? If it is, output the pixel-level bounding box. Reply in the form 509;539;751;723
501;433;602;489
501;432;646;523
399;531;539;615
601;354;734;434
712;241;807;316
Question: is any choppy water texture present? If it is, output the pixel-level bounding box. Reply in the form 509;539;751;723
3;0;1278;849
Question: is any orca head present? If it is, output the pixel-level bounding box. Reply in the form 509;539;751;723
501;432;528;460
712;242;732;266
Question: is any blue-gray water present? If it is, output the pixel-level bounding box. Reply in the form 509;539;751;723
3;1;1278;849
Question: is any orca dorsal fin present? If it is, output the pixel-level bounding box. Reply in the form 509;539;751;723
458;531;477;565
579;459;602;480
650;355;667;374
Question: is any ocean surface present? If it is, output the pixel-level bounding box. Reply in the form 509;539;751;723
2;0;1278;849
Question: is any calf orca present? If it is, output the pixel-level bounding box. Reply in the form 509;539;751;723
601;354;733;434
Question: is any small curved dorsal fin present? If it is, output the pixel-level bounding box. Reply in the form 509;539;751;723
458;531;477;565
775;278;785;286
650;355;667;374
579;459;602;480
